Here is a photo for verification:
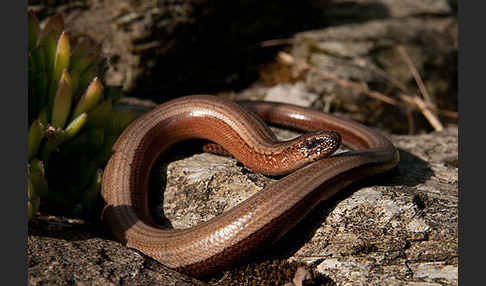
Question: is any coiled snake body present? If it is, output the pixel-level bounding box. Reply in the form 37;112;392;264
101;95;399;277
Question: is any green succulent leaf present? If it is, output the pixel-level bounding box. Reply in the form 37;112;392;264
29;159;49;199
57;128;103;165
85;100;113;129
27;201;34;220
29;47;49;124
27;176;35;201
77;161;99;196
39;34;58;106
110;110;137;136
72;77;103;118
27;176;40;220
69;37;106;89
70;49;95;74
69;69;81;98
51;71;73;128
65;128;105;157
77;70;99;99
87;128;105;151
29;158;45;176
42;13;64;39
105;86;122;102
41;112;88;161
40;14;65;108
81;168;102;217
28;11;40;52
54;31;70;83
40;30;57;69
28;120;45;160
39;126;64;161
97;134;118;165
38;109;49;126
28;54;38;124
28;11;133;220
59;130;88;156
64;112;87;141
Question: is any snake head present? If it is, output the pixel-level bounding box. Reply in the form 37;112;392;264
296;130;341;161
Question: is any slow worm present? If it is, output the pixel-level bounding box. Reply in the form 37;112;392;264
101;95;399;277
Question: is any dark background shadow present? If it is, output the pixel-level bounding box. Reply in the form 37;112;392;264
136;1;391;101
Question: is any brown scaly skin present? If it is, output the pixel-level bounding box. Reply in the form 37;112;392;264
101;95;399;277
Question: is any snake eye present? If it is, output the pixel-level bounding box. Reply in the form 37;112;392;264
305;140;316;148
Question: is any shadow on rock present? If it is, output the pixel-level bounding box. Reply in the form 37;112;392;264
134;1;390;101
28;215;106;241
257;147;433;261
321;1;390;26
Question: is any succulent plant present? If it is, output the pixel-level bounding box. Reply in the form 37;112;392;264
28;11;135;220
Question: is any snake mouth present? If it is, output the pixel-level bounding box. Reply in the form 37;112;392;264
297;130;342;161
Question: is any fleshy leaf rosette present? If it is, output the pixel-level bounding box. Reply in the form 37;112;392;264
28;11;135;219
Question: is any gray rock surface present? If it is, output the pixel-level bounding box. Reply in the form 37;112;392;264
28;216;207;285
321;0;452;23
289;15;457;134
264;82;319;107
153;120;457;286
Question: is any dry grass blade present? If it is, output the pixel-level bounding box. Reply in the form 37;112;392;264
396;46;433;104
276;52;457;132
396;46;444;131
411;96;444;132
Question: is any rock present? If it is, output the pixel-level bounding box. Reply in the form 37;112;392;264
28;216;207;285
289;15;457;134
237;12;457;134
321;0;452;23
264;83;319;107
292;267;313;286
